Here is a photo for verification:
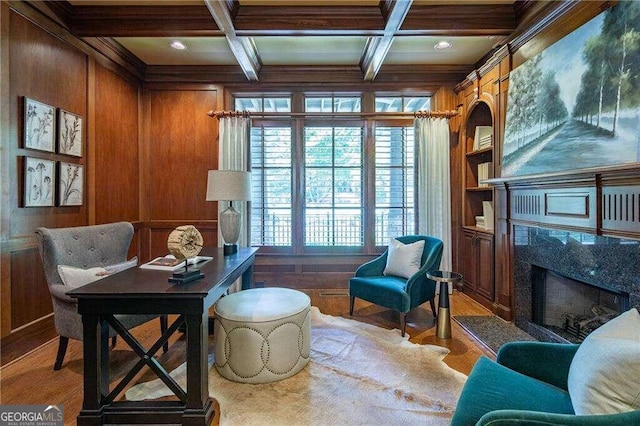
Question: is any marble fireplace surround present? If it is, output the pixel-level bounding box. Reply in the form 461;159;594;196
513;225;640;342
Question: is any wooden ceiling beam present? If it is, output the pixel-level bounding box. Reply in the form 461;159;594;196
401;4;517;36
69;5;222;37
232;6;385;36
205;0;261;82
360;0;413;81
62;3;516;38
144;64;471;91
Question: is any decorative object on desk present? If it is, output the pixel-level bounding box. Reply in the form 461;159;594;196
57;109;83;157
140;255;212;271
205;170;252;256
167;225;205;284
58;162;83;206
23;157;55;207
23;96;55;153
126;307;467;425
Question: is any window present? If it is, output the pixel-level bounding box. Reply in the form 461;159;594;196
374;126;415;245
305;96;361;113
304;126;363;246
250;126;292;246
375;96;430;112
236;97;293;247
235;93;427;253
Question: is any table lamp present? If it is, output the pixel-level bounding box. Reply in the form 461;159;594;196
206;170;252;256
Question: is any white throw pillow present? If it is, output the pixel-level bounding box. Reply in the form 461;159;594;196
57;265;109;289
104;257;138;274
567;307;640;415
383;238;425;279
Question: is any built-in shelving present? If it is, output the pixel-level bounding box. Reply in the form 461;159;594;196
463;101;494;233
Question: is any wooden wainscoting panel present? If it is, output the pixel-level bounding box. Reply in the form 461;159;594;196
301;264;361;273
253;253;374;290
254;272;353;290
0;315;56;366
11;248;52;329
144;89;218;222
93;62;140;225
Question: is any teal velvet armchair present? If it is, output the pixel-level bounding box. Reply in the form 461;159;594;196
451;341;640;425
349;235;443;337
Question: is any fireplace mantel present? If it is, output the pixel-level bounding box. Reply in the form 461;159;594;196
486;163;640;240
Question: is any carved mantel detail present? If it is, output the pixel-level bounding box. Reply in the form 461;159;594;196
487;163;640;240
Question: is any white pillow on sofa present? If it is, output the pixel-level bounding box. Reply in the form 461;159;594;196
383;238;425;279
58;265;109;289
567;307;640;415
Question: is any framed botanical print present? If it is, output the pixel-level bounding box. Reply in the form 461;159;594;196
23;157;55;207
58;162;84;206
57;109;83;157
23;97;55;153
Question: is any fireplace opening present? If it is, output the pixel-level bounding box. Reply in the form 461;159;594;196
532;266;629;343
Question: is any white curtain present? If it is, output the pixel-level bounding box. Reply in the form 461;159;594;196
415;117;452;290
218;115;251;292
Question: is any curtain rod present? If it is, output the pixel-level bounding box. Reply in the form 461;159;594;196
206;109;459;119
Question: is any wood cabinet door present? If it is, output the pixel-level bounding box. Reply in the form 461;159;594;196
461;231;477;291
476;233;495;300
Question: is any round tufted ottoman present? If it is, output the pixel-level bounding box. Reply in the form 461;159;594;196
213;287;311;384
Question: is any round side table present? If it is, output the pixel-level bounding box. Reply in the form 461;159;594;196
426;271;463;339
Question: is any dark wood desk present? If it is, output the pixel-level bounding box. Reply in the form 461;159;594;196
68;247;257;426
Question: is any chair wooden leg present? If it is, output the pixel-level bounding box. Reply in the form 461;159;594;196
349;296;355;315
160;315;169;353
400;313;407;337
111;335;117;347
54;336;69;371
429;298;438;322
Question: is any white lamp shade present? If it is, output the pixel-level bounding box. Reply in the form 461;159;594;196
206;170;252;201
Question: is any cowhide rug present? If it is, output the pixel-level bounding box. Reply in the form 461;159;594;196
126;307;467;425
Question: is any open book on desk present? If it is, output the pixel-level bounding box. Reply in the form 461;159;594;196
139;255;213;271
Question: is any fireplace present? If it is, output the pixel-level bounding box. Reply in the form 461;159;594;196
531;267;629;343
513;226;640;343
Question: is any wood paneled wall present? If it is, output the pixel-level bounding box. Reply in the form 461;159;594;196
0;6;223;363
92;64;140;225
141;87;220;260
1;9;89;354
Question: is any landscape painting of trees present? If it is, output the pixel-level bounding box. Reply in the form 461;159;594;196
502;1;640;177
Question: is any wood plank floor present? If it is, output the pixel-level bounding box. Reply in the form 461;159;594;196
0;290;494;424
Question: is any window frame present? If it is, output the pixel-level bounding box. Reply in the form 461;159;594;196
234;92;426;255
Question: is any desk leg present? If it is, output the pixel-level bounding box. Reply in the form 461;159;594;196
77;315;109;425
183;312;214;426
241;262;254;290
436;282;452;339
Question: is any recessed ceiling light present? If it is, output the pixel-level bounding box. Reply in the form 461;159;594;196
434;40;452;50
170;40;187;50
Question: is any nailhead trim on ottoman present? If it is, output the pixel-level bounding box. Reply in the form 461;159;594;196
213;287;311;384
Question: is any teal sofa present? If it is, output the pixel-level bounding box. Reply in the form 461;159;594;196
349;235;443;337
451;341;640;425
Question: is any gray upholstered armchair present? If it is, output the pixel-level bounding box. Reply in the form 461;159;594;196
35;222;167;370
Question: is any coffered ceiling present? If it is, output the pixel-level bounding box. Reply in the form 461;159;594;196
57;0;522;82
